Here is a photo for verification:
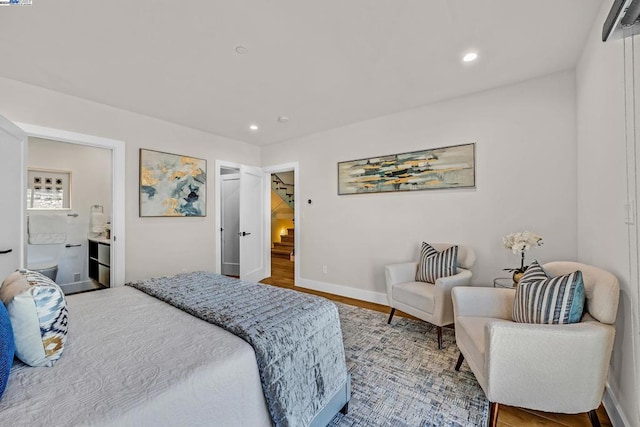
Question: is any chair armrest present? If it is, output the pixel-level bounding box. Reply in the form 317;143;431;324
431;268;473;326
384;262;418;305
452;287;515;320
484;321;615;412
434;268;472;289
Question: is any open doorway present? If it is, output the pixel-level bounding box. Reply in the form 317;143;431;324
220;167;240;277
265;171;295;287
26;137;112;295
18;123;126;289
214;161;269;283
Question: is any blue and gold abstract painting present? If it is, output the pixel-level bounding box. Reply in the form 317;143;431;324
139;149;207;217
338;143;475;195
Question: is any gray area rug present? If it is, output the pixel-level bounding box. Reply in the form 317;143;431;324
329;303;488;427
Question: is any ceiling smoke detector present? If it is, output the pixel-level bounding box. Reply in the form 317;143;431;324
235;46;248;55
277;115;289;123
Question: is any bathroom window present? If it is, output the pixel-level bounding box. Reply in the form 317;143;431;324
27;169;71;210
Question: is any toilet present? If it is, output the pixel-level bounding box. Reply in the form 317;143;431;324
26;213;68;283
27;243;65;282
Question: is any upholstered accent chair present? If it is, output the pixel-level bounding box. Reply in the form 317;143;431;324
452;262;619;427
385;243;476;349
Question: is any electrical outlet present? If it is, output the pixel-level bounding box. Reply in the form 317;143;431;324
73;273;81;282
322;265;327;274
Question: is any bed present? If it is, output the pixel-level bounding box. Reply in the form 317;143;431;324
0;273;350;427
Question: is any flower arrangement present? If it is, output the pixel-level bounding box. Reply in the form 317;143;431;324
503;231;543;279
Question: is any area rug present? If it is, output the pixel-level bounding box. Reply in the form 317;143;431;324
329;303;488;427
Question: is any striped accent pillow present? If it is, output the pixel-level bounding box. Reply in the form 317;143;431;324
415;243;458;283
0;270;68;367
519;260;548;283
512;262;585;324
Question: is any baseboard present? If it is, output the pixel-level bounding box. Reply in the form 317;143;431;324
603;383;633;427
296;277;389;306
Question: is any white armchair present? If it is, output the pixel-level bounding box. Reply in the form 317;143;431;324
385;243;476;349
452;261;619;427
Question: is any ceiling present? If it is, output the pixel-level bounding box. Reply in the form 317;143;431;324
0;1;603;145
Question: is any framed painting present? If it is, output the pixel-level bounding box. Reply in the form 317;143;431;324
338;143;475;195
139;149;207;217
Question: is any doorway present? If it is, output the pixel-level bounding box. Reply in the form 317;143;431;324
214;161;269;282
266;171;295;287
262;163;300;288
26;137;112;294
220;167;240;277
17;123;126;287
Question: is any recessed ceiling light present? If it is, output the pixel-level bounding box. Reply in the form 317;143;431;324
462;52;478;63
235;46;248;55
277;115;289;123
249;124;259;131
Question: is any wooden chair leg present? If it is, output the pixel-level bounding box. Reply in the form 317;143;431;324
436;326;443;349
455;352;464;371
587;409;601;427
488;402;499;427
387;308;395;324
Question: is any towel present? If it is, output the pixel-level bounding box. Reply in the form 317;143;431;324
90;212;107;233
28;214;67;244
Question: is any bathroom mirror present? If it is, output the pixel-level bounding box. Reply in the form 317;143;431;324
27;168;72;210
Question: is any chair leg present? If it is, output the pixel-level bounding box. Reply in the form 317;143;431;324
488;402;499;427
587;409;601;427
387;308;395;324
340;402;349;415
455;352;464;371
436;326;443;350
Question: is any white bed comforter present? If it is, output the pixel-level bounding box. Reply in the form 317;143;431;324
0;287;271;427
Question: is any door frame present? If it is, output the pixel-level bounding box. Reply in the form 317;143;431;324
263;162;299;286
0;115;27;272
16;123;126;287
214;160;271;279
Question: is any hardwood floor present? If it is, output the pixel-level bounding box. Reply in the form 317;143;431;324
260;257;612;427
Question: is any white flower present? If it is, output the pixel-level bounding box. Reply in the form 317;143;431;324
503;231;543;255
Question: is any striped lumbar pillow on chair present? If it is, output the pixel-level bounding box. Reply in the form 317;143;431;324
512;261;585;324
415;242;458;283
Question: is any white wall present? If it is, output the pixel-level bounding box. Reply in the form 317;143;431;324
262;71;578;302
0;76;261;282
577;2;640;425
28;137;111;284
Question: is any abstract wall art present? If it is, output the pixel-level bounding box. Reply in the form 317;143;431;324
139;149;207;217
338;143;475;195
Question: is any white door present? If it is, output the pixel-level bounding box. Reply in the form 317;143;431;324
0;115;27;279
221;173;240;276
239;165;267;282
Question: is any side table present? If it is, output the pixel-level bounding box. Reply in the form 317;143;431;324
493;277;516;289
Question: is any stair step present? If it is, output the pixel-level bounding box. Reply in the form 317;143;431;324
281;235;294;243
271;247;293;258
287;228;294;235
274;241;294;249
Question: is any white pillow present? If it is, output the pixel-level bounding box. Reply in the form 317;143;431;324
0;270;68;367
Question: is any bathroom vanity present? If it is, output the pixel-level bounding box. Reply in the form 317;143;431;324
88;238;110;287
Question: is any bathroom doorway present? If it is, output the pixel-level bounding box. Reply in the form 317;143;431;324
27;137;112;294
18;123;126;290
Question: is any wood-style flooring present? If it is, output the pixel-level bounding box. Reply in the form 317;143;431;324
260;257;612;427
